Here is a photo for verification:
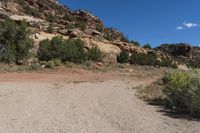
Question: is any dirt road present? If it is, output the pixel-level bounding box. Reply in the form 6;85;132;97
0;70;199;133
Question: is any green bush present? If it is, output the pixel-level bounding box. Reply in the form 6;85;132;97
53;58;62;66
76;21;86;31
63;13;75;22
117;51;129;64
46;25;54;33
163;70;190;110
46;60;56;69
163;70;200;117
0;19;33;64
47;14;55;23
186;77;200;117
130;40;141;46
64;39;87;63
187;60;200;69
31;62;41;70
143;44;152;49
87;46;102;62
130;52;157;66
129;51;175;67
38;37;87;63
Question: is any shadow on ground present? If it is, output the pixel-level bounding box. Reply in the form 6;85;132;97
146;100;200;122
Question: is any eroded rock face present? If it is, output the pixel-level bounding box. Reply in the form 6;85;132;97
1;0;168;64
74;10;104;31
67;29;83;38
155;43;192;58
175;45;192;58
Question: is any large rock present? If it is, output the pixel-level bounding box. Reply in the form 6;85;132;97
112;41;147;53
155;43;192;58
82;38;121;55
175;44;192;58
4;2;21;14
67;29;83;38
74;10;104;31
9;15;44;23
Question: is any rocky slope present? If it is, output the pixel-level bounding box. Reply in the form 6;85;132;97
0;0;199;65
0;0;151;63
155;43;200;68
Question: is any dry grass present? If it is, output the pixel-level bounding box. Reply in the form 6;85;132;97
136;80;166;103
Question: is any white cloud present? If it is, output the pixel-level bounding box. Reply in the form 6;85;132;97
176;21;200;30
176;26;184;30
183;22;199;28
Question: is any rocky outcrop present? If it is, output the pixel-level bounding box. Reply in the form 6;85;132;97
2;0;184;64
155;43;192;58
175;44;192;58
74;10;104;32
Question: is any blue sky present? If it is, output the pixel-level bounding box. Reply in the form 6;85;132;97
59;0;200;47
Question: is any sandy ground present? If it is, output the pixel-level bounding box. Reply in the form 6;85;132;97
0;69;199;133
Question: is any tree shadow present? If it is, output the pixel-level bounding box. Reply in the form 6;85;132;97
146;99;200;122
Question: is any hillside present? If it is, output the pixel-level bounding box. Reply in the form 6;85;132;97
0;0;199;67
155;43;200;68
0;0;151;63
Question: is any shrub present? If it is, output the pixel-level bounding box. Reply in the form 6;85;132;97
37;39;53;61
65;23;76;30
130;52;157;66
76;21;86;31
117;51;129;64
143;44;152;49
186;77;200;117
63;13;75;22
38;37;87;63
31;62;41;70
121;36;129;43
163;70;190;110
47;14;55;23
46;25;54;33
46;60;56;69
130;40;141;46
53;58;62;66
87;46;102;62
163;70;200;117
129;51;175;67
188;59;200;69
0;19;33;64
63;39;87;63
159;57;174;67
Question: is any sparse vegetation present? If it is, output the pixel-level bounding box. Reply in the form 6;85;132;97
76;21;86;31
187;59;200;69
103;27;129;42
130;40;141;46
63;13;75;22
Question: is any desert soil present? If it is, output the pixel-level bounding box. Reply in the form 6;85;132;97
0;69;199;133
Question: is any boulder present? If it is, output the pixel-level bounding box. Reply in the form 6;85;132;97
67;29;82;38
58;29;68;35
4;2;21;14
